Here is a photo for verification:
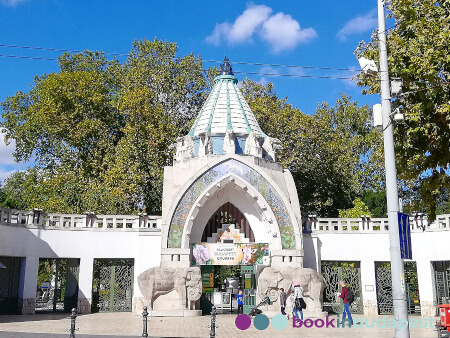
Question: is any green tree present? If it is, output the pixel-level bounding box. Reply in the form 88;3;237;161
362;190;387;217
1;38;215;214
241;79;384;216
355;0;450;220
338;198;372;218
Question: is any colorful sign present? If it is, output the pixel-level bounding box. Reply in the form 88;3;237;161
192;243;269;266
398;212;412;259
201;266;214;293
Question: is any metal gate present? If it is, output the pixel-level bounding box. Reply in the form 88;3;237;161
433;261;450;306
241;265;256;314
92;259;134;312
321;261;363;314
0;257;21;314
375;261;420;315
35;258;79;313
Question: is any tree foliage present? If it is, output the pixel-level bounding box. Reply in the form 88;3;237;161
241;79;384;216
1;39;384;218
338;198;372;218
1;38;216;214
355;0;450;220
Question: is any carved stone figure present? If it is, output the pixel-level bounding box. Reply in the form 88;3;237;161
223;130;235;154
262;137;282;162
244;131;264;157
198;131;213;157
258;268;292;303
174;135;195;161
257;266;325;313
138;266;202;310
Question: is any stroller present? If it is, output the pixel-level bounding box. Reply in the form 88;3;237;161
249;296;271;317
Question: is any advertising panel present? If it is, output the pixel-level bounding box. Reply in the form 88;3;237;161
191;243;269;266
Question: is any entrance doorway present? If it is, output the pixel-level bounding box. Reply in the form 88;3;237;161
91;259;134;313
201;202;255;242
433;261;450;306
35;258;79;313
0;256;21;314
375;261;420;315
199;265;256;315
321;261;363;314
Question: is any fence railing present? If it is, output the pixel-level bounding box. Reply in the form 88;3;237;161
304;214;450;233
0;207;162;230
2;206;450;233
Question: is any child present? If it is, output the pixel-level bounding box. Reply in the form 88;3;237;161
236;289;244;315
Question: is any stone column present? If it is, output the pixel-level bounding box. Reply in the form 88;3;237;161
416;259;436;317
360;259;378;315
77;257;94;314
18;256;39;314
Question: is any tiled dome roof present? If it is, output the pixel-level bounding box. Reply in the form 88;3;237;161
189;57;265;137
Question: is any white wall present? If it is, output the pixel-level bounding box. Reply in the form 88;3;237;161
311;229;450;315
0;224;162;308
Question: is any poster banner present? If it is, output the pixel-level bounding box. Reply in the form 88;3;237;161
192;243;269;266
201;265;214;293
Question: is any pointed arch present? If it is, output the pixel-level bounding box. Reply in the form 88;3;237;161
201;202;255;242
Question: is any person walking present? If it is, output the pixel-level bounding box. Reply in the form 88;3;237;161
279;288;287;315
236;289;244;315
338;280;353;327
293;281;304;320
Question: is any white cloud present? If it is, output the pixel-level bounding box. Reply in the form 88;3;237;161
206;4;317;53
0;167;17;183
206;5;272;45
259;66;280;76
0;131;17;165
0;0;27;6
260;13;317;53
288;67;305;77
337;10;378;42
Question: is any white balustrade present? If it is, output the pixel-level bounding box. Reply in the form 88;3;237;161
1;206;449;233
0;207;162;231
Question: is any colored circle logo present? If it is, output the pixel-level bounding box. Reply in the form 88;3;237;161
254;314;270;330
235;314;251;330
272;314;288;330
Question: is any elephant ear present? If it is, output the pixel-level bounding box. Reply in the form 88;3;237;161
276;271;286;282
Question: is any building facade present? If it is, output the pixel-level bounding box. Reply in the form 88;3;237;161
1;58;449;318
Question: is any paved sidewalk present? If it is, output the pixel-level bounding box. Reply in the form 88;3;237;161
0;313;444;338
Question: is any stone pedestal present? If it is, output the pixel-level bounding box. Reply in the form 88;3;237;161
77;298;91;314
19;298;35;315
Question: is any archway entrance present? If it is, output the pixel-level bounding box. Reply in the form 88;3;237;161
199;265;257;315
201;202;255;243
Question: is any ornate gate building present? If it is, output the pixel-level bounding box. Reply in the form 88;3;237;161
136;57;325;317
1;57;450;318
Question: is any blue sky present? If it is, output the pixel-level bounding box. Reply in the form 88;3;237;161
0;0;387;181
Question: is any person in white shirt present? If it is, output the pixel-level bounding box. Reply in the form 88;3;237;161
289;281;304;320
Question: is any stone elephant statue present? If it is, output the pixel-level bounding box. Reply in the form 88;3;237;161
288;267;326;312
258;267;292;302
137;266;202;310
257;266;325;312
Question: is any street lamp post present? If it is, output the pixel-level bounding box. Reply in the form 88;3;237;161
377;0;410;337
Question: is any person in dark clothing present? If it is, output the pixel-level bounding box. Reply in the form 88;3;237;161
338;280;353;327
236;289;244;315
279;288;287;315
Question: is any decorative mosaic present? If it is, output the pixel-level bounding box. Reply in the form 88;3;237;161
168;159;295;249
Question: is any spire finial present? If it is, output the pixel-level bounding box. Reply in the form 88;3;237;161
219;56;233;76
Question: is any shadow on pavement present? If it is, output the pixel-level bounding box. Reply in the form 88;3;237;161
0;314;72;324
